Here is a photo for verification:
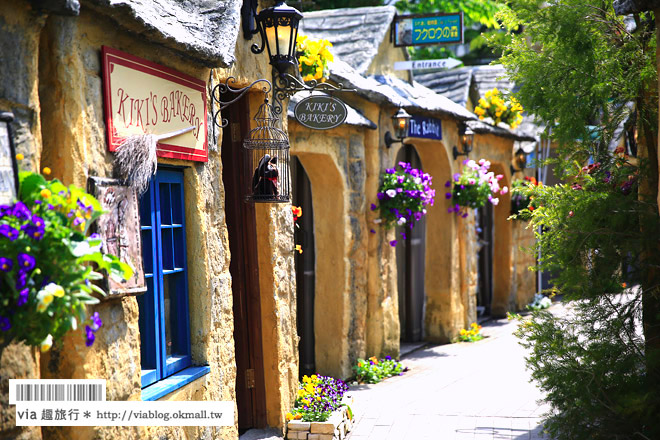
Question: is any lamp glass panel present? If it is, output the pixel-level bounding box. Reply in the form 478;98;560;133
265;23;292;58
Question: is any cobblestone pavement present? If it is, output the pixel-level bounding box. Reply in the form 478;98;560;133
345;309;558;440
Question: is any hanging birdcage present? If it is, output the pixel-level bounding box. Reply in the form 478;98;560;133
244;98;291;203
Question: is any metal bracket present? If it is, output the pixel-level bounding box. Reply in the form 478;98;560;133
210;76;273;136
271;70;357;116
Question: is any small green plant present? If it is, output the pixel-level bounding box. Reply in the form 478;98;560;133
457;322;484;342
286;374;348;422
353;356;405;384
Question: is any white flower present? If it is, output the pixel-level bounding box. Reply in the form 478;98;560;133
490;198;500;206
414;177;422;185
373;218;382;224
422;209;427;214
386;189;397;198
397;217;407;225
467;160;477;169
500;186;509;194
540;297;552;308
43;283;65;298
40;334;53;352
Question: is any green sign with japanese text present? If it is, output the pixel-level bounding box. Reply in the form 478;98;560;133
393;12;463;47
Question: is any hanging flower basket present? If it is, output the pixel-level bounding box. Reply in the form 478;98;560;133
510;176;542;219
473;88;523;129
371;162;435;247
296;34;334;83
446;159;507;217
0;166;133;358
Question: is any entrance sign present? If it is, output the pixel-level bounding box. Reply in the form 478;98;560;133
393;12;463;47
394;58;462;71
294;95;348;130
102;46;208;162
408;116;442;140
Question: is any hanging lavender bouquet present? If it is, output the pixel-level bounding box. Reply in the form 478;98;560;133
0;167;133;359
371;161;435;247
446;159;508;218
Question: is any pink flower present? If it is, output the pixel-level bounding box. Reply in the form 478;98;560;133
500;186;509;194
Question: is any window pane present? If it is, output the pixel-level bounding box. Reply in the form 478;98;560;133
171;183;183;225
161;228;174;271
162;272;188;358
159;183;172;226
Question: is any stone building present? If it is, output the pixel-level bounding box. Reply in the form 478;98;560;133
290;5;538;383
1;0;299;439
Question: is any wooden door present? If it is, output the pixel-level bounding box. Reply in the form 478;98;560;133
291;156;316;377
476;203;494;316
396;145;426;342
221;95;267;431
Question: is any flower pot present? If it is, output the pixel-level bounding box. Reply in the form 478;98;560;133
286;396;354;440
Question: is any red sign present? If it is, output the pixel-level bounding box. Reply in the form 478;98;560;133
102;46;208;162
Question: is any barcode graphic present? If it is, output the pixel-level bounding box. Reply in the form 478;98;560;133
14;383;104;402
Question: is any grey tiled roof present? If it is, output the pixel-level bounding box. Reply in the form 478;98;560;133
470;64;516;103
415;67;473;106
84;0;241;67
299;6;397;75
288;91;377;129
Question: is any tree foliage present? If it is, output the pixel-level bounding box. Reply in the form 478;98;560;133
494;1;660;438
302;0;383;11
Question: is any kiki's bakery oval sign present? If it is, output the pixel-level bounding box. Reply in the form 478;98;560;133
294;95;348;130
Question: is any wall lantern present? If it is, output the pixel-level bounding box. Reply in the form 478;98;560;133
452;123;474;160
0;111;20;201
510;142;535;173
384;107;412;148
251;1;302;77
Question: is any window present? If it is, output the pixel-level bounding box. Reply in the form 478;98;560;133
138;169;191;389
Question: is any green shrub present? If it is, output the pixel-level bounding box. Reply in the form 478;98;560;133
353;356;405;384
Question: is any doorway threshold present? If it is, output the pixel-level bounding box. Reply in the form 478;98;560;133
400;341;428;357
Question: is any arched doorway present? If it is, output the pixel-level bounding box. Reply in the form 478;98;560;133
476;203;494;317
291;156;316;377
395;144;426;342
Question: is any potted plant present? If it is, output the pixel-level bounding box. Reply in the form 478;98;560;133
371;161;435;247
510;176;542;219
0;165;133;359
296;34;334;83
445;159;508;217
473;88;524;129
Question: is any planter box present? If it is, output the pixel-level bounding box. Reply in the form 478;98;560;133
286;396;354;440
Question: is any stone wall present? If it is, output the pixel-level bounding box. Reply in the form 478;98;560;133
289;122;369;380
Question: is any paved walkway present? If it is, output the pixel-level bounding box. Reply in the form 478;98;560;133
345;309;557;440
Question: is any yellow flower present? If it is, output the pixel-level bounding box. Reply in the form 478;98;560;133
460;329;467;336
286;413;294;421
36;291;54;313
295;244;303;254
42;167;51;175
474;107;485;116
15;153;24;161
295;413;302;420
478;98;490;109
40;334;53;352
40;188;51;199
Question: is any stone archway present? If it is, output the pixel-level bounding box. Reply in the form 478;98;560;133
488;162;513;317
292;152;349;379
396;139;458;342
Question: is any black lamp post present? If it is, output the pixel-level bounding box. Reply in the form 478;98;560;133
252;2;303;77
452;123;474;160
384;107;412;148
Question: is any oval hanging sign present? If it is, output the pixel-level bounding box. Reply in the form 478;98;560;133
294;95;348;130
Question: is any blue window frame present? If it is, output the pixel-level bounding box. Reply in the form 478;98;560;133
138;168;191;388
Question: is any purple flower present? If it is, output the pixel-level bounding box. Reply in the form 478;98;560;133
377;192;385;200
90;233;100;240
370;203;377;211
386;168;396;174
17;288;29;306
400;232;407;240
34;200;42;205
89;312;102;331
0;316;10;331
85;326;95;347
22;224;44;241
16;270;27;289
460;185;465;189
47;204;55;210
11;202;31;220
17;253;35;271
397;175;405;184
370;229;376;234
31;215;45;228
0;224;19;241
445;180;451;188
445;192;452;199
73;217;84;226
0;257;12;272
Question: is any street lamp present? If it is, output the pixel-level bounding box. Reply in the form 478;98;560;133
452;123;474;160
384;107;412;148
